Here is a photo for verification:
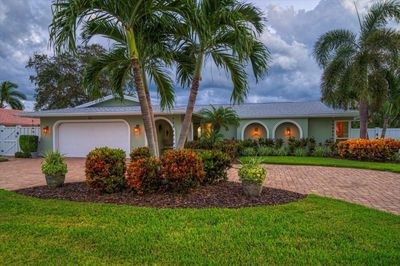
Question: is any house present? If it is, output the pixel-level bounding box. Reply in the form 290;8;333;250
0;109;40;127
21;95;358;157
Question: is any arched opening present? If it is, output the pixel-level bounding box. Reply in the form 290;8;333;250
155;118;174;154
274;121;302;140
242;122;268;140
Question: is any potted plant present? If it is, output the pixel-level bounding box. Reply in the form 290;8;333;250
238;159;267;197
19;135;39;158
41;151;68;188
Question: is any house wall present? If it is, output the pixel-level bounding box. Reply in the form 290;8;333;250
39;114;184;155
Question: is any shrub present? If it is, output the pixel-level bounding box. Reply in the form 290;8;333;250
242;147;257;156
41;152;68;176
219;139;239;160
160;149;205;192
294;148;307;157
392;152;400;162
257;146;275;156
313;146;332;157
126;156;161;194
198;150;231;184
258;138;275;147
324;139;337;154
19;135;38;153
15;151;31;158
337;138;400;161
275;147;289;156
275;138;284;148
85;147;126;193
130;147;150;162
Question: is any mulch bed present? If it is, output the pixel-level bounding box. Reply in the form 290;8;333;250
15;181;306;209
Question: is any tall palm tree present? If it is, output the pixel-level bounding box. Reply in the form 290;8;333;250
313;0;400;139
0;81;26;110
175;0;270;149
49;0;183;157
199;105;240;133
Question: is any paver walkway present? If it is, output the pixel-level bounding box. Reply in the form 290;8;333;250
0;158;399;215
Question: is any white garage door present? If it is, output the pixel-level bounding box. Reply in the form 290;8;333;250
57;121;130;157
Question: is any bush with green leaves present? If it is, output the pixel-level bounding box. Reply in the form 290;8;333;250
41;151;68;176
130;147;150;162
238;159;267;184
294;148;308;157
198;150;231;184
275;138;284;148
15;151;31;158
275;147;289;156
242;147;257;156
19;135;38;153
257;146;275;156
85;147;126;193
313;146;332;157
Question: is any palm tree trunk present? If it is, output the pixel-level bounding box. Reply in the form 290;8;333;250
131;59;158;157
176;53;205;149
381;118;389;138
142;69;159;158
359;99;369;139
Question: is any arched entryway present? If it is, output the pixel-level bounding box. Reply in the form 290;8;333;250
155;117;174;153
273;120;303;140
242;121;269;140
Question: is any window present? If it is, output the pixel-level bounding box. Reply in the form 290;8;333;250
335;121;350;140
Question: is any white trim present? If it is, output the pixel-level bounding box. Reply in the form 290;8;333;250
241;120;269;140
272;120;303;139
74;94;139;108
52;119;131;155
334;120;351;141
155;117;176;148
21;111;186;118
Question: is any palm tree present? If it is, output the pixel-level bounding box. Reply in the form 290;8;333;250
0;81;26;110
199;105;240;133
175;0;270;149
49;0;183;157
313;0;400;139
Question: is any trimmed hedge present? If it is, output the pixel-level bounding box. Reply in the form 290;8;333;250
126;156;161;194
19;135;38;153
85;147;126;193
198;150;231;184
338;139;400;162
160;149;205;192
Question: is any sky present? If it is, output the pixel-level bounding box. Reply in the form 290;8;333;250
0;0;377;110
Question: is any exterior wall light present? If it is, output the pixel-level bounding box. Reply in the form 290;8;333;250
285;127;291;138
42;126;50;135
134;124;140;135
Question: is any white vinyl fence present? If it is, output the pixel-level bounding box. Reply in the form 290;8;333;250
0;126;41;156
350;128;400;140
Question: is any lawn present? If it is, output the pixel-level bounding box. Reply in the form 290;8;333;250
241;156;400;173
0;190;399;265
0;157;8;162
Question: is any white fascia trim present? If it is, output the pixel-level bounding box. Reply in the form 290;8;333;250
238;113;358;119
21;111;186;118
74;94;139;108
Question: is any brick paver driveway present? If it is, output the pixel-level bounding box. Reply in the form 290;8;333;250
1;158;399;214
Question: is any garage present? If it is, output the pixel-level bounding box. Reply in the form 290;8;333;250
56;121;130;157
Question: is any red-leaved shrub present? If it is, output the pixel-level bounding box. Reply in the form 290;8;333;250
85;147;126;193
126;156;161;194
130;147;150;162
159;149;205;192
337;138;400;161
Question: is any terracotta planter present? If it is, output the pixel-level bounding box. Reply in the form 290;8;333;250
242;180;263;197
45;173;65;188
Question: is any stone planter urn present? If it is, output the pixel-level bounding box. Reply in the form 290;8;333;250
45;173;65;188
241;180;263;197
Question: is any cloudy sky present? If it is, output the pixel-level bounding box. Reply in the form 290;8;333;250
0;0;376;110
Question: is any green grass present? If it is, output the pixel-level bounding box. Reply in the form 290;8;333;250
0;190;399;265
241;156;400;173
0;157;8;162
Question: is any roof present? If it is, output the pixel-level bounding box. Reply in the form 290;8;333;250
74;95;139;108
20;100;358;119
0;109;40;126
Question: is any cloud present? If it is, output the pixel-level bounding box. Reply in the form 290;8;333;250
0;0;379;108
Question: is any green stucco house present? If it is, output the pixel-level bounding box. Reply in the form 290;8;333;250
22;95;358;157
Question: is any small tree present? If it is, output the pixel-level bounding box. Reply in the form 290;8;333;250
200;105;240;133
